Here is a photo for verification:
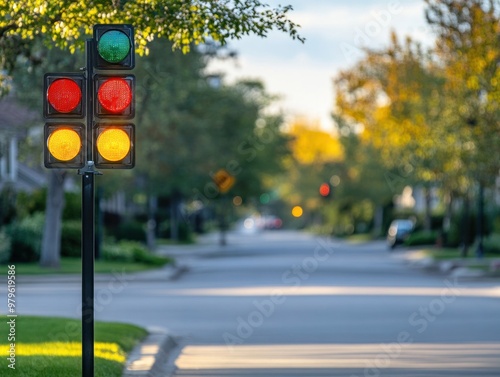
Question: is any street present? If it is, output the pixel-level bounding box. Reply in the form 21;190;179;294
7;230;500;376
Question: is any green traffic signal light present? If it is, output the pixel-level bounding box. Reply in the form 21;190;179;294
93;24;135;70
97;30;131;63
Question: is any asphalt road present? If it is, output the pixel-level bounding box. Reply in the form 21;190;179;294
5;230;500;376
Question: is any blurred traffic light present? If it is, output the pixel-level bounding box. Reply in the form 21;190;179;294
43;73;86;168
93;24;136;169
319;182;331;198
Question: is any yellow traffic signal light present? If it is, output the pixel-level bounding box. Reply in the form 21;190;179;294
44;124;85;168
94;124;135;169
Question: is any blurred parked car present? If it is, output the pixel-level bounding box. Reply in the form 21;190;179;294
387;219;414;249
263;215;283;230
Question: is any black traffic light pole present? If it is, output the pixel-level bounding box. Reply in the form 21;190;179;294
80;38;100;377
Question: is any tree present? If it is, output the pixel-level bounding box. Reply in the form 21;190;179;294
425;0;500;184
425;0;500;253
333;33;461;230
0;0;304;95
12;44;85;268
278;119;344;229
97;39;291;245
332;1;499;240
7;1;303;266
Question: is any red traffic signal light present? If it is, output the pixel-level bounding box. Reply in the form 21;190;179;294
319;183;331;197
44;73;85;118
93;24;135;70
94;124;135;169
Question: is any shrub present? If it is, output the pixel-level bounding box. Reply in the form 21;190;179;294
158;220;194;243
0;230;11;264
101;241;134;262
483;233;500;255
101;240;172;266
111;220;145;242
15;189;46;220
404;230;439;247
61;220;81;257
131;243;173;266
8;212;44;262
63;192;81;220
0;186;17;225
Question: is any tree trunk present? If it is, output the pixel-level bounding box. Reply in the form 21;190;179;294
442;191;453;246
460;195;470;258
424;186;432;232
218;196;227;246
146;195;157;251
170;199;178;241
373;205;384;237
40;170;66;268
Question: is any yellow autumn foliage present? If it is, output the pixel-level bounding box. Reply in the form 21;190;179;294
288;120;344;165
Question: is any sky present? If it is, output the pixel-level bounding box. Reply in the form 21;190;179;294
206;0;436;130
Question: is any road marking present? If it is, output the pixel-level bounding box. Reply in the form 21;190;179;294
162;285;500;298
175;343;500;370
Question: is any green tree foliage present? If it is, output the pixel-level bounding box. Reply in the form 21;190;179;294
5;0;300;263
0;0;303;95
129;39;290;202
331;0;499;236
425;0;500;185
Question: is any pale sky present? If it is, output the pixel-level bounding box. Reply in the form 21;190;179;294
207;0;435;130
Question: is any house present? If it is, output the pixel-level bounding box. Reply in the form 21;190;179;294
0;95;45;192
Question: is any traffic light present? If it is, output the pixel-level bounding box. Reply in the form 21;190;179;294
319;182;331;198
94;75;134;119
94;124;135;169
93;24;135;70
93;24;135;169
43;73;86;169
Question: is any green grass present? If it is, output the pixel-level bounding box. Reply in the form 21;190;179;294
156;237;196;246
420;247;499;261
8;257;167;275
0;315;147;377
342;233;375;244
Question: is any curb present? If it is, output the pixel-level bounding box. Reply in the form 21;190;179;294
402;251;500;280
122;327;178;377
5;263;188;284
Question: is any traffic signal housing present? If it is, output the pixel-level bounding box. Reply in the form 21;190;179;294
93;24;136;169
93;24;135;70
94;124;135;169
43;73;86;169
94;75;135;119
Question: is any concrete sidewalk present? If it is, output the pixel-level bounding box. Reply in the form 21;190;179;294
122;327;180;377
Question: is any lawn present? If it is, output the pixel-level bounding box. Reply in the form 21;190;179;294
0;315;147;377
420;247;500;261
10;257;171;275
